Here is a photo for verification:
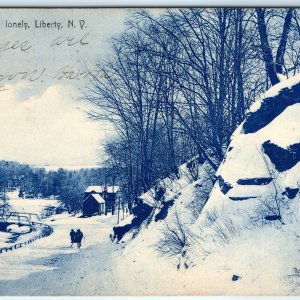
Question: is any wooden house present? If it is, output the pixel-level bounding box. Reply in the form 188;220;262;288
84;185;120;215
82;193;105;217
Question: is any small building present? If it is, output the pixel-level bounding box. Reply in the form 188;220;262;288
82;193;105;217
84;185;120;215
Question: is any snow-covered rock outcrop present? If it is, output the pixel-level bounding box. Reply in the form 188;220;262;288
115;75;300;295
198;75;300;234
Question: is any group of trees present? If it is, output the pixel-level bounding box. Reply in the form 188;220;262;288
0;160;113;213
85;8;300;207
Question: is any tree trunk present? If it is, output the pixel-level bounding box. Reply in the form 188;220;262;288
275;8;294;74
256;9;280;85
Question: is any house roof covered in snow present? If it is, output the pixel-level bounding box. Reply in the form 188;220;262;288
84;193;105;204
85;185;120;194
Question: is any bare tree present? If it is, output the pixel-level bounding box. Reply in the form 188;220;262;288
256;8;294;85
130;9;263;168
84;8;300;220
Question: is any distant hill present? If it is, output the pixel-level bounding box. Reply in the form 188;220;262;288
0;160;118;213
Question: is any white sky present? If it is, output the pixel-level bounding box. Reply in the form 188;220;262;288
0;8;129;167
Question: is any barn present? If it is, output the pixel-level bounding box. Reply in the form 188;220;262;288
82;193;105;217
84;185;120;215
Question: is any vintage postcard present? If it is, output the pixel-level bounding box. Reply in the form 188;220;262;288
0;7;299;296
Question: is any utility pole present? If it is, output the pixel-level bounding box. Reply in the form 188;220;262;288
112;176;115;215
117;196;120;224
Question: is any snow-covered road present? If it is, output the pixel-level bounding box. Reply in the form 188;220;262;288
0;213;122;296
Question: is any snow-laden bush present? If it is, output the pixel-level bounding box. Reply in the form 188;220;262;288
210;217;241;245
156;210;199;256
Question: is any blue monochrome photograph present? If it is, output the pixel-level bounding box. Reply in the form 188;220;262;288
0;7;299;296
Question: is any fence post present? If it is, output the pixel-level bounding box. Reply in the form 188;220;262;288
0;223;53;254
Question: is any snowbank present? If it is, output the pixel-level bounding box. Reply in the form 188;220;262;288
7;193;59;220
7;225;32;234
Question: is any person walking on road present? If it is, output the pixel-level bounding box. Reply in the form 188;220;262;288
70;229;76;248
76;229;84;249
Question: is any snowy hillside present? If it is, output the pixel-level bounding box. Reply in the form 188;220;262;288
114;75;300;295
113;158;214;241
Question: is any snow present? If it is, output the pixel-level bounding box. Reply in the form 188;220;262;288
85;193;105;203
226;183;274;199
140;159;212;207
278;73;288;82
196;75;300;232
1;74;300;295
0;190;133;295
7;192;59;218
0;212;121;295
0;195;59;250
257;103;300;148
6;224;32;234
117;213;134;227
113;194;300;295
184;223;300;296
0;189;124;295
217;132;271;183
111;74;300;295
218;102;300;185
283;162;300;188
187;74;300;294
33;165;100;171
248;73;300;114
0;232;13;247
85;185;120;193
114;222;300;295
113;160;216;293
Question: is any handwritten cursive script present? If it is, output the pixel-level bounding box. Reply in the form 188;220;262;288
0;40;32;54
50;32;89;47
